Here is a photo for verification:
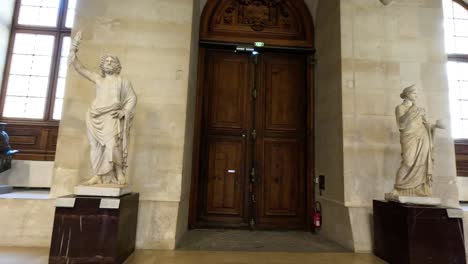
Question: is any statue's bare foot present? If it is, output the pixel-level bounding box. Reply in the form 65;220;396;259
84;176;101;185
117;175;126;185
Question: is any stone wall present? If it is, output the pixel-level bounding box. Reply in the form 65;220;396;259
340;0;458;252
0;199;54;247
457;177;468;201
0;0;461;252
314;0;354;250
0;161;53;188
51;0;197;249
175;0;200;245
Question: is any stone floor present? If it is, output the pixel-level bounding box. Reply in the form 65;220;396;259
0;247;387;264
179;229;348;252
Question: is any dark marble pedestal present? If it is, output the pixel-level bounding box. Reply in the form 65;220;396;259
373;200;466;264
49;193;139;264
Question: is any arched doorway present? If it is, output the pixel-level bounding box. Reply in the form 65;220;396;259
189;0;315;230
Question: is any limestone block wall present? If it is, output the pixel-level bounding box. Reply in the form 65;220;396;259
0;199;54;247
458;177;468;201
0;161;53;188
51;0;197;249
175;0;200;244
341;0;459;252
314;0;355;250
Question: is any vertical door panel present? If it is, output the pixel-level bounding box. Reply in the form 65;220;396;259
198;50;251;227
255;53;307;229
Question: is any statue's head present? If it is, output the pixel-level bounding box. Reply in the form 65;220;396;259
400;84;417;102
100;55;122;77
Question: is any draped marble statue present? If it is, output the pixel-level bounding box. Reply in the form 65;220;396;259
389;85;444;197
68;31;137;185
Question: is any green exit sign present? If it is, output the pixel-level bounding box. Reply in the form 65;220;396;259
254;42;265;47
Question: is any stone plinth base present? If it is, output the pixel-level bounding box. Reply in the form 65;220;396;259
0;185;12;194
373;200;466;264
384;193;441;205
74;184;131;197
49;193;139;264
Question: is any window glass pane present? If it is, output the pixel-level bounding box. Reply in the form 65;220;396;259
6;76;48;97
13;34;54;56
454;19;468;37
22;0;60;8
53;36;71;119
443;0;454;18
58;57;68;78
10;54;52;77
6;75;30;97
448;61;468;138
3;96;46;119
444;0;468;54
65;0;77;28
31;55;53;76
53;98;63;120
454;37;468;54
65;10;76;28
56;78;66;99
460;81;468;100
18;0;60;27
2;33;55;119
25;97;47;118
9;34;54;78
61;37;71;57
10;54;33;75
3;96;27;118
460;101;468;115
460;120;468;138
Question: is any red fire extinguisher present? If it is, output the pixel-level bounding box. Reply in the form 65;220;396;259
313;201;322;229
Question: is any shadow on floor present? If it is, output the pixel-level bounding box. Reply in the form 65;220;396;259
178;229;349;253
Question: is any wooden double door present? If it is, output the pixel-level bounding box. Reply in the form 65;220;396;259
196;48;309;230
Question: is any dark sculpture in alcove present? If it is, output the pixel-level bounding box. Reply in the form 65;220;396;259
0;123;18;173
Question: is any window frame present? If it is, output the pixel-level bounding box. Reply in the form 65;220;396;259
0;0;74;161
453;0;468;10
0;0;72;123
446;0;468;176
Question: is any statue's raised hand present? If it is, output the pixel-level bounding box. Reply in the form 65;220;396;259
68;30;82;65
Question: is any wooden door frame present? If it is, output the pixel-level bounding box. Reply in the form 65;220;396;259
189;45;316;231
189;0;316;231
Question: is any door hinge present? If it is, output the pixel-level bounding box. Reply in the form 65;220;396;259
252;89;257;100
251;129;257;141
250;167;256;183
251;194;256;203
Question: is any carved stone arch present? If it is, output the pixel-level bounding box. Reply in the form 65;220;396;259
200;0;314;48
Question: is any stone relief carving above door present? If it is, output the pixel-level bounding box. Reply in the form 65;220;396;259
201;0;314;48
216;0;293;32
218;0;291;32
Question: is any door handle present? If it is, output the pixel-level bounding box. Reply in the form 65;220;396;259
242;134;246;138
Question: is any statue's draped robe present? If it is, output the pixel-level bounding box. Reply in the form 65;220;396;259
86;77;136;178
394;104;434;196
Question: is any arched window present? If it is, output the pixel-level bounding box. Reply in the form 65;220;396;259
444;0;468;175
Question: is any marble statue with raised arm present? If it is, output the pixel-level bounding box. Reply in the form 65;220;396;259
388;85;445;198
68;31;137;186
